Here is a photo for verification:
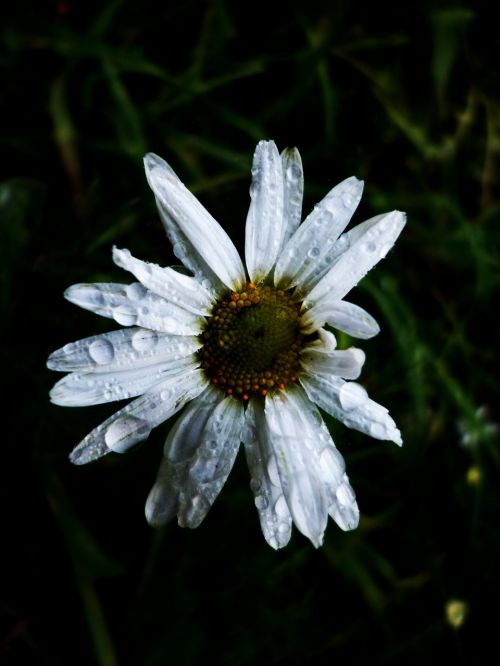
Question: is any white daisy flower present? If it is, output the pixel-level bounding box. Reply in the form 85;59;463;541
48;140;405;549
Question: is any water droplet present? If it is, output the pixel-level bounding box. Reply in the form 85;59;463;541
369;422;387;440
126;283;147;301
250;477;261;493
160;389;171;402
267;456;280;487
320;446;345;477
286;163;302;181
114;306;138;327
104;415;151;453
255;495;268;510
278;521;289;535
268;535;278;549
336;482;356;506
338;382;367;410
131;329;158;353
274;495;289;519
249;181;260;197
193;457;221;483
308;246;320;258
88;339;115;365
201;278;212;291
342;193;353;208
173;242;187;259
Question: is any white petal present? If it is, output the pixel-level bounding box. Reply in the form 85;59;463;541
145;386;221;526
177;395;244;528
300;347;366;380
289;386;359;531
264;390;329;547
303;211;406;315
242;400;292;550
145;387;244;529
144;152;245;291
112;247;213;315
274;176;363;291
300;373;403;445
281;147;304;248
244;140;285;283
47;327;201;373
65;282;203;336
50;357;199;406
302;300;380;338
69;369;209;465
302;327;338;352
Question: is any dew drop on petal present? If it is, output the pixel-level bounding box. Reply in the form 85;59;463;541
113;306;138;327
132;329;158;352
274;494;289;519
278;522;289;535
267;456;281;487
336;482;356;507
342;193;354;208
104;415;152;452
338;382;368;410
207;439;219;452
308;247;320;258
255;495;269;510
173;242;187;261
88;339;115;365
319;446;345;478
126;283;147;301
250;477;261;493
286;163;302;181
268;535;278;549
369;422;388;440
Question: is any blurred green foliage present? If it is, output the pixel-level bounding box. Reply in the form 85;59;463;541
1;1;499;664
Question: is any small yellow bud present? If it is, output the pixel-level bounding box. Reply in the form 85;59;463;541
445;599;468;629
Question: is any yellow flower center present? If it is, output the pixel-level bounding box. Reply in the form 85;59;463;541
200;284;307;400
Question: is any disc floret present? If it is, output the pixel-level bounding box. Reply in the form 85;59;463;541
200;284;305;400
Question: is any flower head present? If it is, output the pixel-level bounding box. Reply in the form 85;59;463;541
48;140;405;549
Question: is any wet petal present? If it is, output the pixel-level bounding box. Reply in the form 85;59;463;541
300;346;366;380
177;395;245;528
47;327;201;373
145;388;244;529
65;282;203;336
300;373;402;445
144;152;245;291
69;369;209;465
264;389;329;547
290;386;359;531
302;300;380;338
245;140;285;283
50;357;199;407
242;400;292;550
303;210;406;315
145;386;222;526
281;147;303;248
112;247;213;315
274;176;363;291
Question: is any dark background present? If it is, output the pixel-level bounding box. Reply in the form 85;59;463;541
2;1;499;664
